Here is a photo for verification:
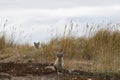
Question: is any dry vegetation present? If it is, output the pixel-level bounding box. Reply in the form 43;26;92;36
0;22;120;76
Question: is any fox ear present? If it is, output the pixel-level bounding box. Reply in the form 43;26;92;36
34;42;36;44
38;42;40;44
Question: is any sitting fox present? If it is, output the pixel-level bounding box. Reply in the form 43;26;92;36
34;42;40;48
54;49;64;73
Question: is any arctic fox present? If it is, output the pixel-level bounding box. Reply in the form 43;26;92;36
34;42;40;48
54;49;64;73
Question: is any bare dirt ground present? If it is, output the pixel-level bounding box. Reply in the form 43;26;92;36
0;62;119;80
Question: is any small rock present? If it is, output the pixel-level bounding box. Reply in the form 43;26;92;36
11;69;14;72
0;73;11;79
68;70;72;74
36;67;39;70
68;69;74;74
45;66;55;70
87;78;92;80
23;55;26;58
73;77;77;80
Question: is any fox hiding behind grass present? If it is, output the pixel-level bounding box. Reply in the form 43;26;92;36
34;42;40;48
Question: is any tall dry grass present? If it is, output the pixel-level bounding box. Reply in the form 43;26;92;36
0;21;120;74
39;22;120;73
0;21;32;62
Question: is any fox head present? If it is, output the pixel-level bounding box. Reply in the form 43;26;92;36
57;53;63;58
57;49;63;58
34;42;40;48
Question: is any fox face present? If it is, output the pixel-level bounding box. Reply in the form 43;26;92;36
57;53;63;58
34;42;40;48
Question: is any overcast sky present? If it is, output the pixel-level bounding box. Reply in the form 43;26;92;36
0;0;120;44
0;0;120;9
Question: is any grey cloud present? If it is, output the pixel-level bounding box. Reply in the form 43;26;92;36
0;0;120;9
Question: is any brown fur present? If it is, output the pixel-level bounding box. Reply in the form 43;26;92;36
54;51;64;73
